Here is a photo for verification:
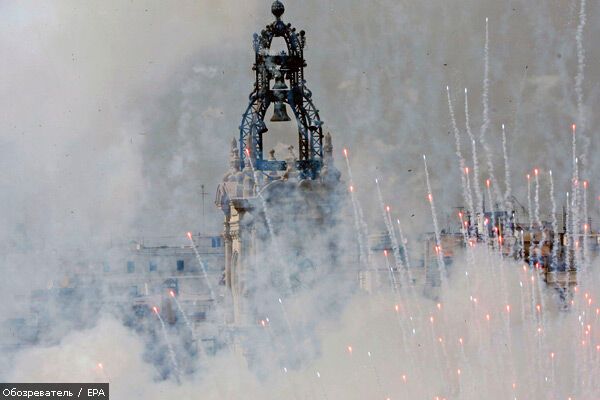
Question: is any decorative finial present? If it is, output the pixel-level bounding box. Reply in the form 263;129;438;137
271;1;285;19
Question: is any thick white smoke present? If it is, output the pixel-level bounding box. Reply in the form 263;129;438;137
2;0;600;399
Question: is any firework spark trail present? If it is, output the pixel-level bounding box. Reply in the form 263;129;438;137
153;307;181;382
314;371;329;400
366;351;386;399
281;367;301;400
573;179;583;272
187;232;216;300
245;150;276;240
259;320;302;400
169;290;196;341
393;217;422;318
343;149;370;267
423;155;446;280
500;124;514;254
345;177;366;265
382;251;421;383
549;171;559;273
383;248;415;347
565;191;572;291
96;363;110;383
479;18;503;205
458;211;476;272
570;126;582;271
534;169;546;264
457;337;474;398
575;0;588;167
276;297;299;358
501;302;516;393
383;250;416;361
383;250;400;294
485;179;496;245
501;124;512;203
527;174;534;267
465;90;484;226
446;86;473;220
533;170;549;391
385;206;409;285
246;150;294;291
375;179;405;276
583;181;589;270
396;218;411;270
464;167;476;237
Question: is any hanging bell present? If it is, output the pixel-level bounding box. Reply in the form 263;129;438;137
255;119;268;134
271;101;291;122
272;75;289;91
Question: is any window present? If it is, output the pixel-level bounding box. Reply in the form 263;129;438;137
211;237;222;248
149;261;157;272
127;261;135;273
177;260;184;272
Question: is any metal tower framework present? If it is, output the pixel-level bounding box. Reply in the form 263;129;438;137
239;1;324;179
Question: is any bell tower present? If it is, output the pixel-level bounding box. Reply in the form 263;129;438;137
240;0;324;180
216;1;342;332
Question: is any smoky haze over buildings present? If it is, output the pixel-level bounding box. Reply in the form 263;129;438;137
2;1;599;244
1;0;599;397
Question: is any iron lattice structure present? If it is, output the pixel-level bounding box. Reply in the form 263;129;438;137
239;1;324;179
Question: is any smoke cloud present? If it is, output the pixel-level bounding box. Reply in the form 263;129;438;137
2;0;600;399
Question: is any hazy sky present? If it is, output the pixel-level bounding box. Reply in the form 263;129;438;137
1;2;599;396
1;0;598;251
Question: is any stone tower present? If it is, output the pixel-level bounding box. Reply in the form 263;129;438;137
215;1;342;328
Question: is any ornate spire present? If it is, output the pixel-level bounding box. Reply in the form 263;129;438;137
238;0;325;180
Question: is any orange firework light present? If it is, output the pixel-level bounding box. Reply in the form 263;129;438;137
343;148;348;157
152;306;159;314
186;231;192;239
169;290;175;298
